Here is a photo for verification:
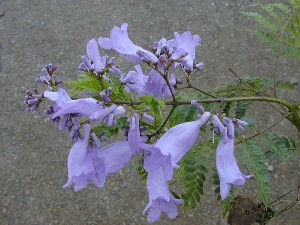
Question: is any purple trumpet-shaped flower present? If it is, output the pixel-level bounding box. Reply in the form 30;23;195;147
143;166;184;223
138;69;173;99
213;115;252;199
98;23;158;64
91;141;134;187
44;88;125;126
52;98;103;119
63;124;97;191
44;87;72;113
174;31;201;70
120;64;147;92
44;88;103;119
91;114;143;187
144;111;211;168
141;110;210;222
86;38;107;73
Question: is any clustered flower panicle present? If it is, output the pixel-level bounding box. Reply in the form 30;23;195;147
25;23;251;223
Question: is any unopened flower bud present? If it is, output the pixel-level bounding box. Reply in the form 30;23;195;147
191;100;205;113
142;113;154;123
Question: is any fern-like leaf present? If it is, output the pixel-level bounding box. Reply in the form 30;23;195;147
176;143;212;210
262;131;297;162
68;72;102;96
248;29;280;53
256;4;283;25
169;104;198;128
269;3;291;15
238;140;271;204
241;12;278;33
234;101;252;119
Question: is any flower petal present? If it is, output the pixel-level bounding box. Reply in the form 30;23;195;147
138;69;173;98
86;38;106;72
128;113;142;154
89;104;117;122
156;111;211;165
98;23;158;63
92;141;133;187
52;98;102;118
143;166;183;222
63;124;96;191
214;117;252;199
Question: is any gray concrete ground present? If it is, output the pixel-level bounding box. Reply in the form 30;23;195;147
0;0;299;224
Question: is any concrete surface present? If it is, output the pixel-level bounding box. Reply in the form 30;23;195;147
0;0;299;224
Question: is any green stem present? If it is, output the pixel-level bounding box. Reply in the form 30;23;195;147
111;96;300;131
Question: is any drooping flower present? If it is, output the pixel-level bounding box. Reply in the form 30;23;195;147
63;124;97;191
91;114;143;187
52;98;103;119
91;141;134;188
143;166;184;223
141;110;211;221
44;88;125;125
98;23;158;63
146;111;211;167
213;115;252;199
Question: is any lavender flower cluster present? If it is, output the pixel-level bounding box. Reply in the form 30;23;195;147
25;23;251;223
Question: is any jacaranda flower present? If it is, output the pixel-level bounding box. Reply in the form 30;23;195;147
138;69;173;98
44;87;72;113
91;114;143;187
63;124;97;191
143;111;211;168
143;166;184;223
91;141;133;188
213;115;252;199
120;64;147;92
86;38;107;73
44;87;102;118
141;110;211;221
174;31;201;70
98;23;158;63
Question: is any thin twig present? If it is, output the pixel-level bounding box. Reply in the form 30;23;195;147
149;105;177;139
235;113;291;145
229;68;285;114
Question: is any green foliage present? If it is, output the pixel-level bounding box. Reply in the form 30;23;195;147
234;101;253;119
176;142;212;210
262;131;297;161
238;140;271;204
67;72;102;96
242;1;300;58
103;73;134;101
139;95;165;128
276;79;295;89
137;158;147;183
169;104;198;128
68;72;133;101
214;76;270;117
